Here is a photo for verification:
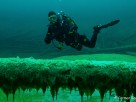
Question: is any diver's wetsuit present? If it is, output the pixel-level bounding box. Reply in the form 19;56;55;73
44;13;120;50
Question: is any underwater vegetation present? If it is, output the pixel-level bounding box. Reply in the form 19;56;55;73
0;54;136;102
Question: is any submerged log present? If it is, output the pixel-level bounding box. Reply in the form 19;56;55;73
0;57;136;102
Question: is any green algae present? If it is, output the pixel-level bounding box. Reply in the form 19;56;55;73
0;54;136;102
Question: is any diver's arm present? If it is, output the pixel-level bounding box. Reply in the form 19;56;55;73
44;27;54;44
44;33;51;44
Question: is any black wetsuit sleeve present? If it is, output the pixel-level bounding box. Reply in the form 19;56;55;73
44;27;54;44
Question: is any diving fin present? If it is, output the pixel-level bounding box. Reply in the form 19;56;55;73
93;19;120;32
99;19;120;29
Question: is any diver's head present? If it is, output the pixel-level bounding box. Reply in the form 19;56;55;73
48;11;57;24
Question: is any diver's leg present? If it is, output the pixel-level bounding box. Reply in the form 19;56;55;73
69;43;82;51
78;27;100;48
89;19;120;47
65;34;82;51
78;35;96;48
89;27;100;47
79;19;120;48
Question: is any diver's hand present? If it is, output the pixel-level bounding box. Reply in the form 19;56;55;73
57;43;63;50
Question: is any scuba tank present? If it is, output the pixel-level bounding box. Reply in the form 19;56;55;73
57;11;65;26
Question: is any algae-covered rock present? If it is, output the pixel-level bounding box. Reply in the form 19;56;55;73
0;54;136;102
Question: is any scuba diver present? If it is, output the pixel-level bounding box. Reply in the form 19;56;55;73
44;11;120;51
